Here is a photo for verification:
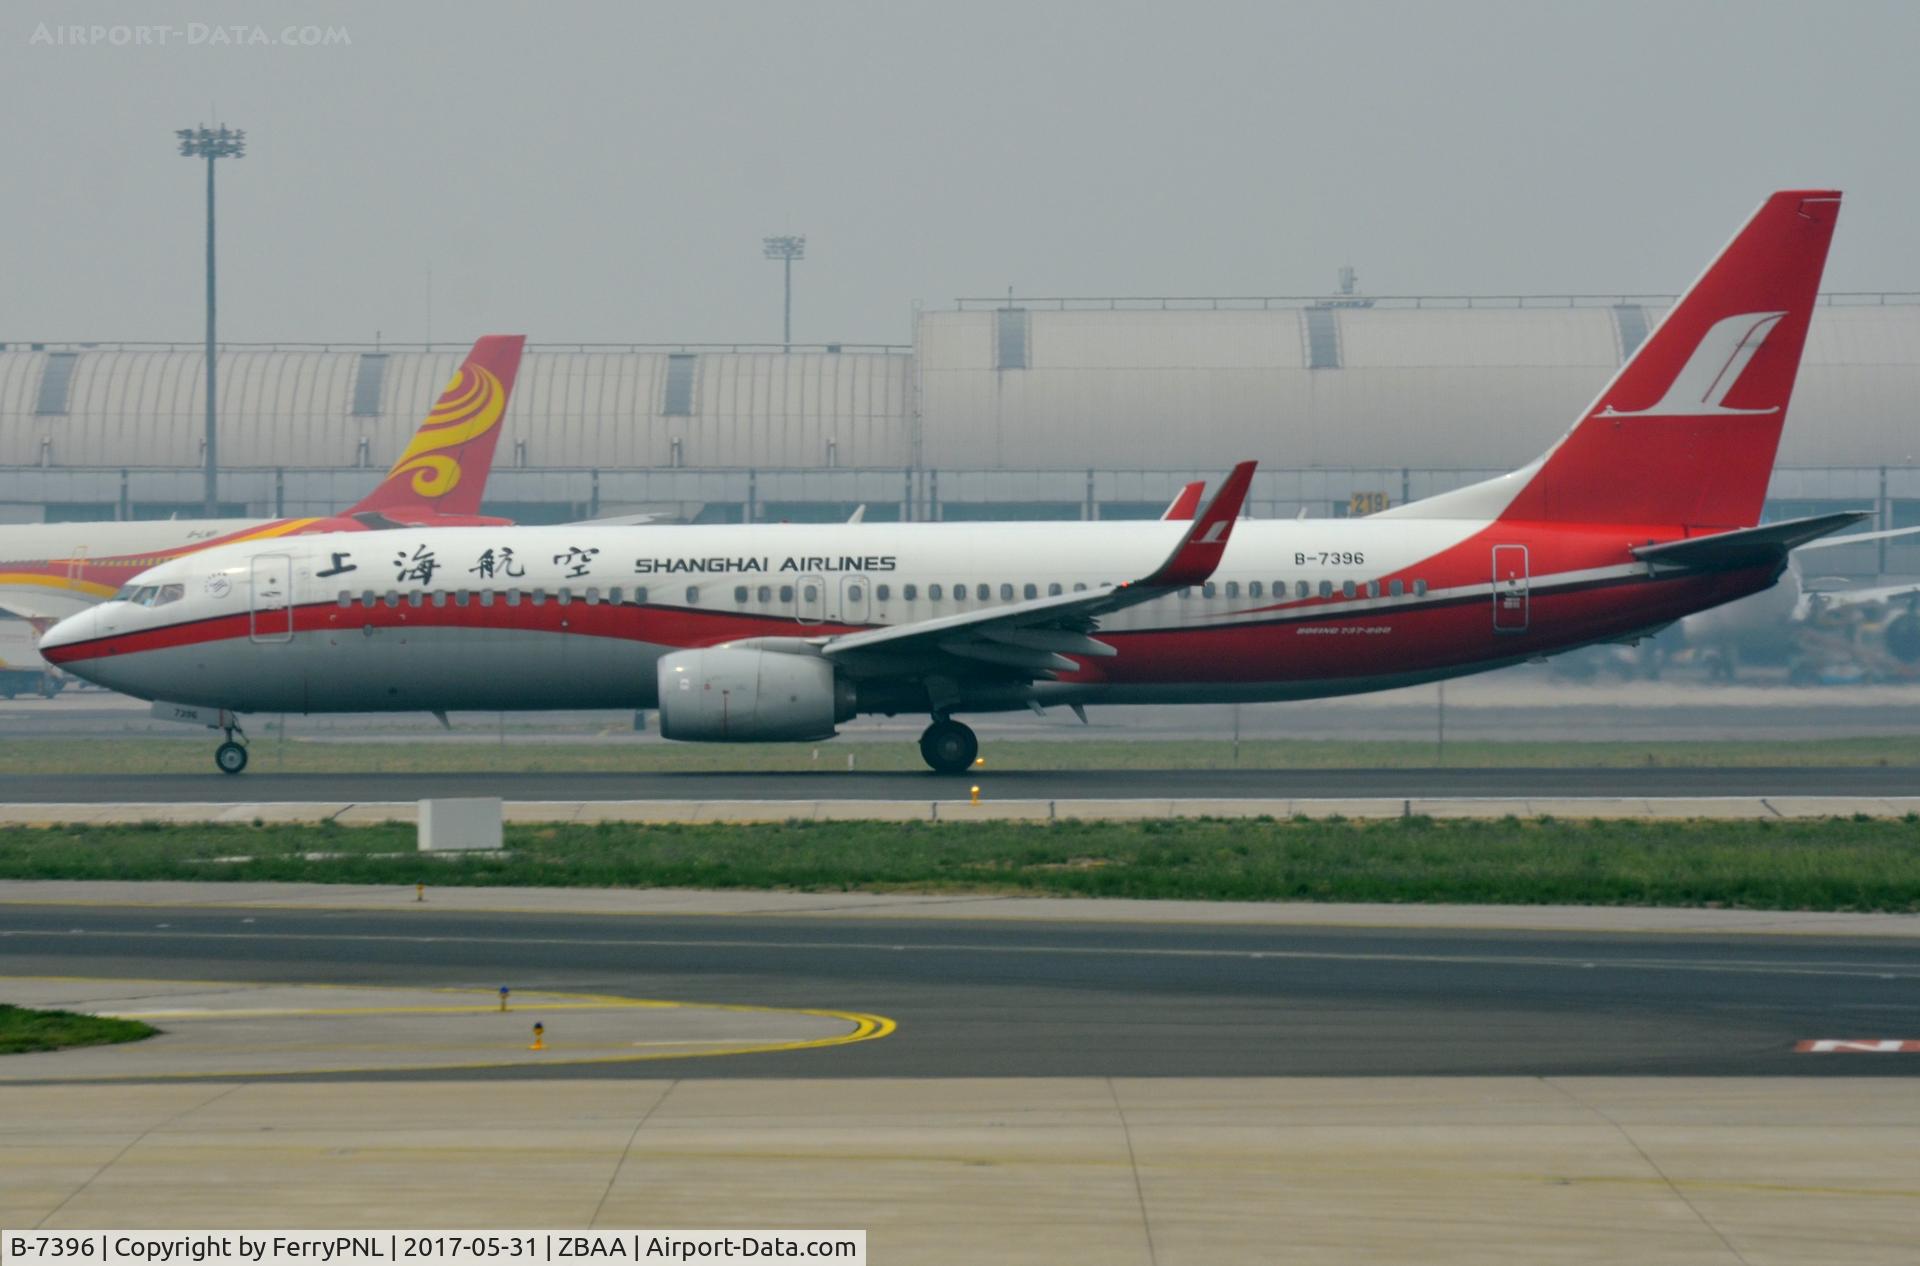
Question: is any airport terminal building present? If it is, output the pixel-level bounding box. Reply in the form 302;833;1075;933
3;292;1917;567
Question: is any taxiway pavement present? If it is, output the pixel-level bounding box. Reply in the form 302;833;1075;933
4;901;1917;1079
3;765;1918;804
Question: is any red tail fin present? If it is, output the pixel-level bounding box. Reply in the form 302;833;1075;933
1415;192;1839;530
1160;481;1205;520
347;335;526;519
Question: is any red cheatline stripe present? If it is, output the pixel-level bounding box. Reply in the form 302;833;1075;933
1794;1040;1920;1053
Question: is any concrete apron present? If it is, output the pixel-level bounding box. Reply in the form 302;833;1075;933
3;1077;1917;1265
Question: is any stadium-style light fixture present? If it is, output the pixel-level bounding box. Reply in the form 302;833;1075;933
176;125;247;516
762;235;805;352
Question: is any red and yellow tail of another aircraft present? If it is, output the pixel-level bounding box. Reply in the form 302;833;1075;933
344;334;526;523
0;335;527;620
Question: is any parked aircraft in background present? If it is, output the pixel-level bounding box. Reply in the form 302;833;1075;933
0;335;525;622
43;191;1854;773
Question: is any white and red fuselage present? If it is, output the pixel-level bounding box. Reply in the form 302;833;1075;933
39;190;1846;769
36;514;1771;714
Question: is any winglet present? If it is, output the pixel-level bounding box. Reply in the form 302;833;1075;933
1143;461;1256;588
1160;481;1205;521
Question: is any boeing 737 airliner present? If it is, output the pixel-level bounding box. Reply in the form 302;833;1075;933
42;192;1853;773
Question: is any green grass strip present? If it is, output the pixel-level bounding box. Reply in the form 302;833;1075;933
3;816;1918;912
0;1004;156;1055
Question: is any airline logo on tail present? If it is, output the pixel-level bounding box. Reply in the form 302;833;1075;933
348;334;526;519
386;364;509;499
1601;311;1787;417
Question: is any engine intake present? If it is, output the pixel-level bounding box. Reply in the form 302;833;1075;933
656;647;852;742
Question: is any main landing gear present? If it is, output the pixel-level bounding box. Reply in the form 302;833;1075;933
214;721;249;775
918;717;978;774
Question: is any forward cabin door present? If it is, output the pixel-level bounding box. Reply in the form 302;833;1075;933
1491;544;1529;633
249;554;295;643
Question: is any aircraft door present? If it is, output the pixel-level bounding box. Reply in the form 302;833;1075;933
795;574;825;625
839;575;870;625
250;554;295;643
1492;545;1529;633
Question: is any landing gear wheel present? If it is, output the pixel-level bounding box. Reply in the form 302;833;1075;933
215;741;249;775
919;718;979;774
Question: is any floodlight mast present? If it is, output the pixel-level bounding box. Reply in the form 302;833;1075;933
762;235;805;352
176;125;246;517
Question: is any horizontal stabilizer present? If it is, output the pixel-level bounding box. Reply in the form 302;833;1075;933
1633;512;1868;571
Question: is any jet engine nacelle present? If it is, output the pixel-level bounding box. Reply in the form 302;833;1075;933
656;647;853;742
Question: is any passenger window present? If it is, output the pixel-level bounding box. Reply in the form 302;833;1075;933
757;586;772;603
338;592;352;608
1317;581;1332;599
507;590;523;606
1073;583;1087;592
584;587;600;605
1023;583;1038;600
802;584;817;603
1389;580;1404;597
1300;581;1313;599
361;590;376;607
1048;582;1062;596
1225;581;1239;599
952;585;967;603
456;590;471;607
1179;588;1191;600
384;591;400;608
1413;579;1428;597
431;592;448;608
406;591;423;608
778;585;793;604
1249;581;1263;598
631;586;647;604
876;584;890;602
928;584;942;601
904;584;918;601
976;584;990;601
734;586;749;604
1202;582;1217;599
848;584;863;602
530;589;547;606
557;588;573;606
609;587;624;605
1342;581;1356;599
999;583;1013;601
480;590;496;607
686;586;700;605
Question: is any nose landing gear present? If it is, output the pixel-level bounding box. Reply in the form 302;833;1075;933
918;717;978;774
214;722;249;775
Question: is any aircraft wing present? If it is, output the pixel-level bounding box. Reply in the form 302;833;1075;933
1794;523;1920;553
818;462;1255;679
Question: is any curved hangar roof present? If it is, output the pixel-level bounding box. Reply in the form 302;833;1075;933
915;300;1920;469
1;300;1914;472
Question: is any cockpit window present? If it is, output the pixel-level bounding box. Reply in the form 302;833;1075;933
132;585;159;607
153;584;185;607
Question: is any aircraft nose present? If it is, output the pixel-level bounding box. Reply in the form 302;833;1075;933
38;607;99;656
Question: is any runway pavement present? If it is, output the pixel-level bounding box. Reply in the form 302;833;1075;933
3;765;1918;803
4;901;1917;1079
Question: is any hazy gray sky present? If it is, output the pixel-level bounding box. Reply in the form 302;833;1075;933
6;0;1916;346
